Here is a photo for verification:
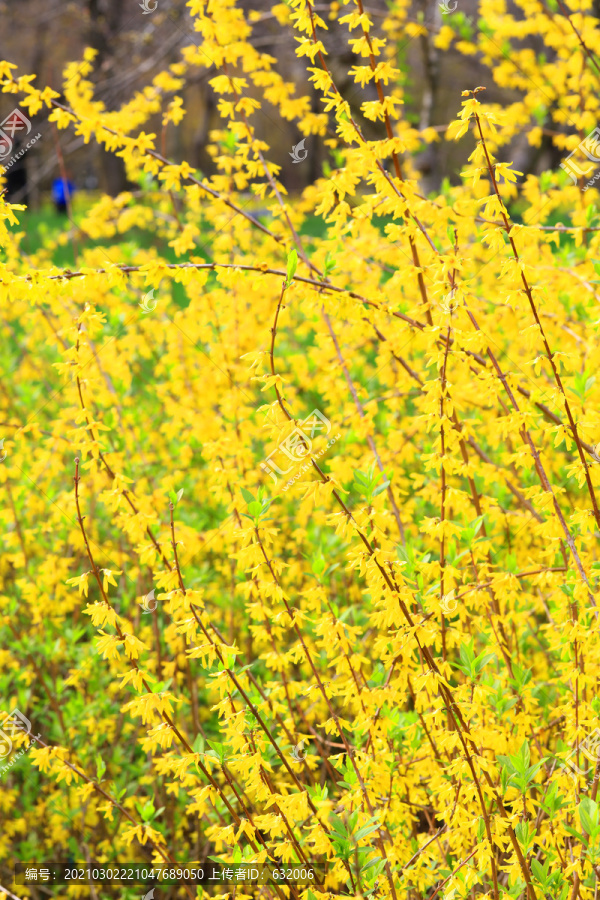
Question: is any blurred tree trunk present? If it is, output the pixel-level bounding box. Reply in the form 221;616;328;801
193;77;217;175
87;0;130;195
414;0;442;192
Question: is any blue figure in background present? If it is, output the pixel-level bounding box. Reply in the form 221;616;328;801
51;175;75;214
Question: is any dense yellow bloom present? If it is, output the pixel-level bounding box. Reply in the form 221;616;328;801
2;0;600;897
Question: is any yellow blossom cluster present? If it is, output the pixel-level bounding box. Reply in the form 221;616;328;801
1;0;600;897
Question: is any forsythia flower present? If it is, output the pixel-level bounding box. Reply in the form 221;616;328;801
2;2;600;896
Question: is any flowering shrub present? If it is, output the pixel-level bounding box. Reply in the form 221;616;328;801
2;0;600;898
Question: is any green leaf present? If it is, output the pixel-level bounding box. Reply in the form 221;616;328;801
477;818;485;841
459;639;475;668
474;652;496;675
565;824;588;844
354;821;380;842
328;813;348;838
95;756;106;781
323;251;338;278
136;799;156;822
360;856;384;873
312;555;326;576
241;488;255;505
207;740;228;763
579;796;599;836
149;680;165;694
286;249;298;286
530;859;545;883
372;480;390;498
